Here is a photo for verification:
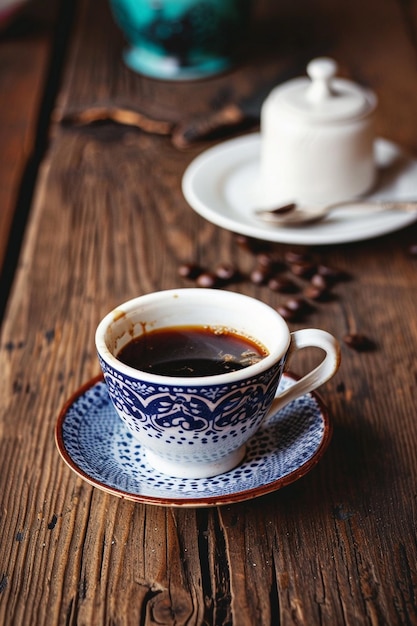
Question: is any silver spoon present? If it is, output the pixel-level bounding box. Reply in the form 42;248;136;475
255;200;417;226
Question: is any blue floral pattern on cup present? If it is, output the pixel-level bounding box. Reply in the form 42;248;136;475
99;355;285;465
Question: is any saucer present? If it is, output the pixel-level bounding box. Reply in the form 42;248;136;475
55;374;331;507
182;133;417;245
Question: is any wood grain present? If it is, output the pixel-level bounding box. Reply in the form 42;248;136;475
1;0;417;624
0;0;65;281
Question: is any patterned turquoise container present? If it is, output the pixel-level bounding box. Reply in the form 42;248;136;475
109;0;252;80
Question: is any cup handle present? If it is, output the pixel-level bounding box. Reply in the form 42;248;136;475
267;328;341;416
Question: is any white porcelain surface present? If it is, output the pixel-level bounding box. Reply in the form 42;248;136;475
182;133;417;245
260;58;377;205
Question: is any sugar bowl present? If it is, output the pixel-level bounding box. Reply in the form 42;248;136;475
260;57;377;206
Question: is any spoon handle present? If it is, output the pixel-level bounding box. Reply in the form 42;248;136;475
328;199;417;213
254;199;417;227
377;201;417;212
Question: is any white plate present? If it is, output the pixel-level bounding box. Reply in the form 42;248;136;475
55;374;331;508
182;133;417;245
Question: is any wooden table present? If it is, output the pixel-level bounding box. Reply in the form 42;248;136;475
1;0;417;623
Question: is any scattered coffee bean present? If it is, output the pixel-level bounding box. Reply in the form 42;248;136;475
304;285;331;301
234;234;264;254
196;272;219;288
214;263;239;282
284;250;312;264
310;273;329;290
234;234;251;249
250;266;271;285
285;297;310;315
317;264;339;279
289;261;316;278
408;243;417;256
178;263;203;280
256;252;285;272
178;241;353;325
317;264;350;282
268;275;299;293
343;333;376;351
256;252;273;268
276;305;296;321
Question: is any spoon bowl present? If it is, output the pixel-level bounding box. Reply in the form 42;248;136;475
255;200;417;226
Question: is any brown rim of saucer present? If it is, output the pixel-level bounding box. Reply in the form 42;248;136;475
55;373;332;508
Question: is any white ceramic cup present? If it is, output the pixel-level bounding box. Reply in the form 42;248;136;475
95;288;341;478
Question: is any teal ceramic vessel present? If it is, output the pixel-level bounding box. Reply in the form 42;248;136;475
109;0;252;80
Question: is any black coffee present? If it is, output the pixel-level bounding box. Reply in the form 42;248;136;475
116;325;268;377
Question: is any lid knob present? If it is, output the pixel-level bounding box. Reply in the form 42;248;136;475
306;57;338;103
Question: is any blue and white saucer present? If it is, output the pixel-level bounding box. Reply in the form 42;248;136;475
55;374;332;507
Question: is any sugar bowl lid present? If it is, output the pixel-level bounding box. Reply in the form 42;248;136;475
267;57;377;122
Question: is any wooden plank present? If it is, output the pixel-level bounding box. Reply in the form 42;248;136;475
0;0;60;282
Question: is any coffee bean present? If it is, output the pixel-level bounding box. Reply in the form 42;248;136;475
196;272;219;288
268;276;299;293
289;261;316;278
214;263;239;282
178;263;203;279
408;243;417;256
284;297;313;320
285;297;309;313
317;264;349;282
304;285;330;301
310;273;329;290
284;250;312;264
234;234;251;250
234;234;265;254
256;252;285;272
343;333;376;351
276;305;296;321
250;266;271;285
256;252;274;268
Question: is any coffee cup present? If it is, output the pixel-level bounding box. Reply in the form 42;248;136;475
95;288;340;478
